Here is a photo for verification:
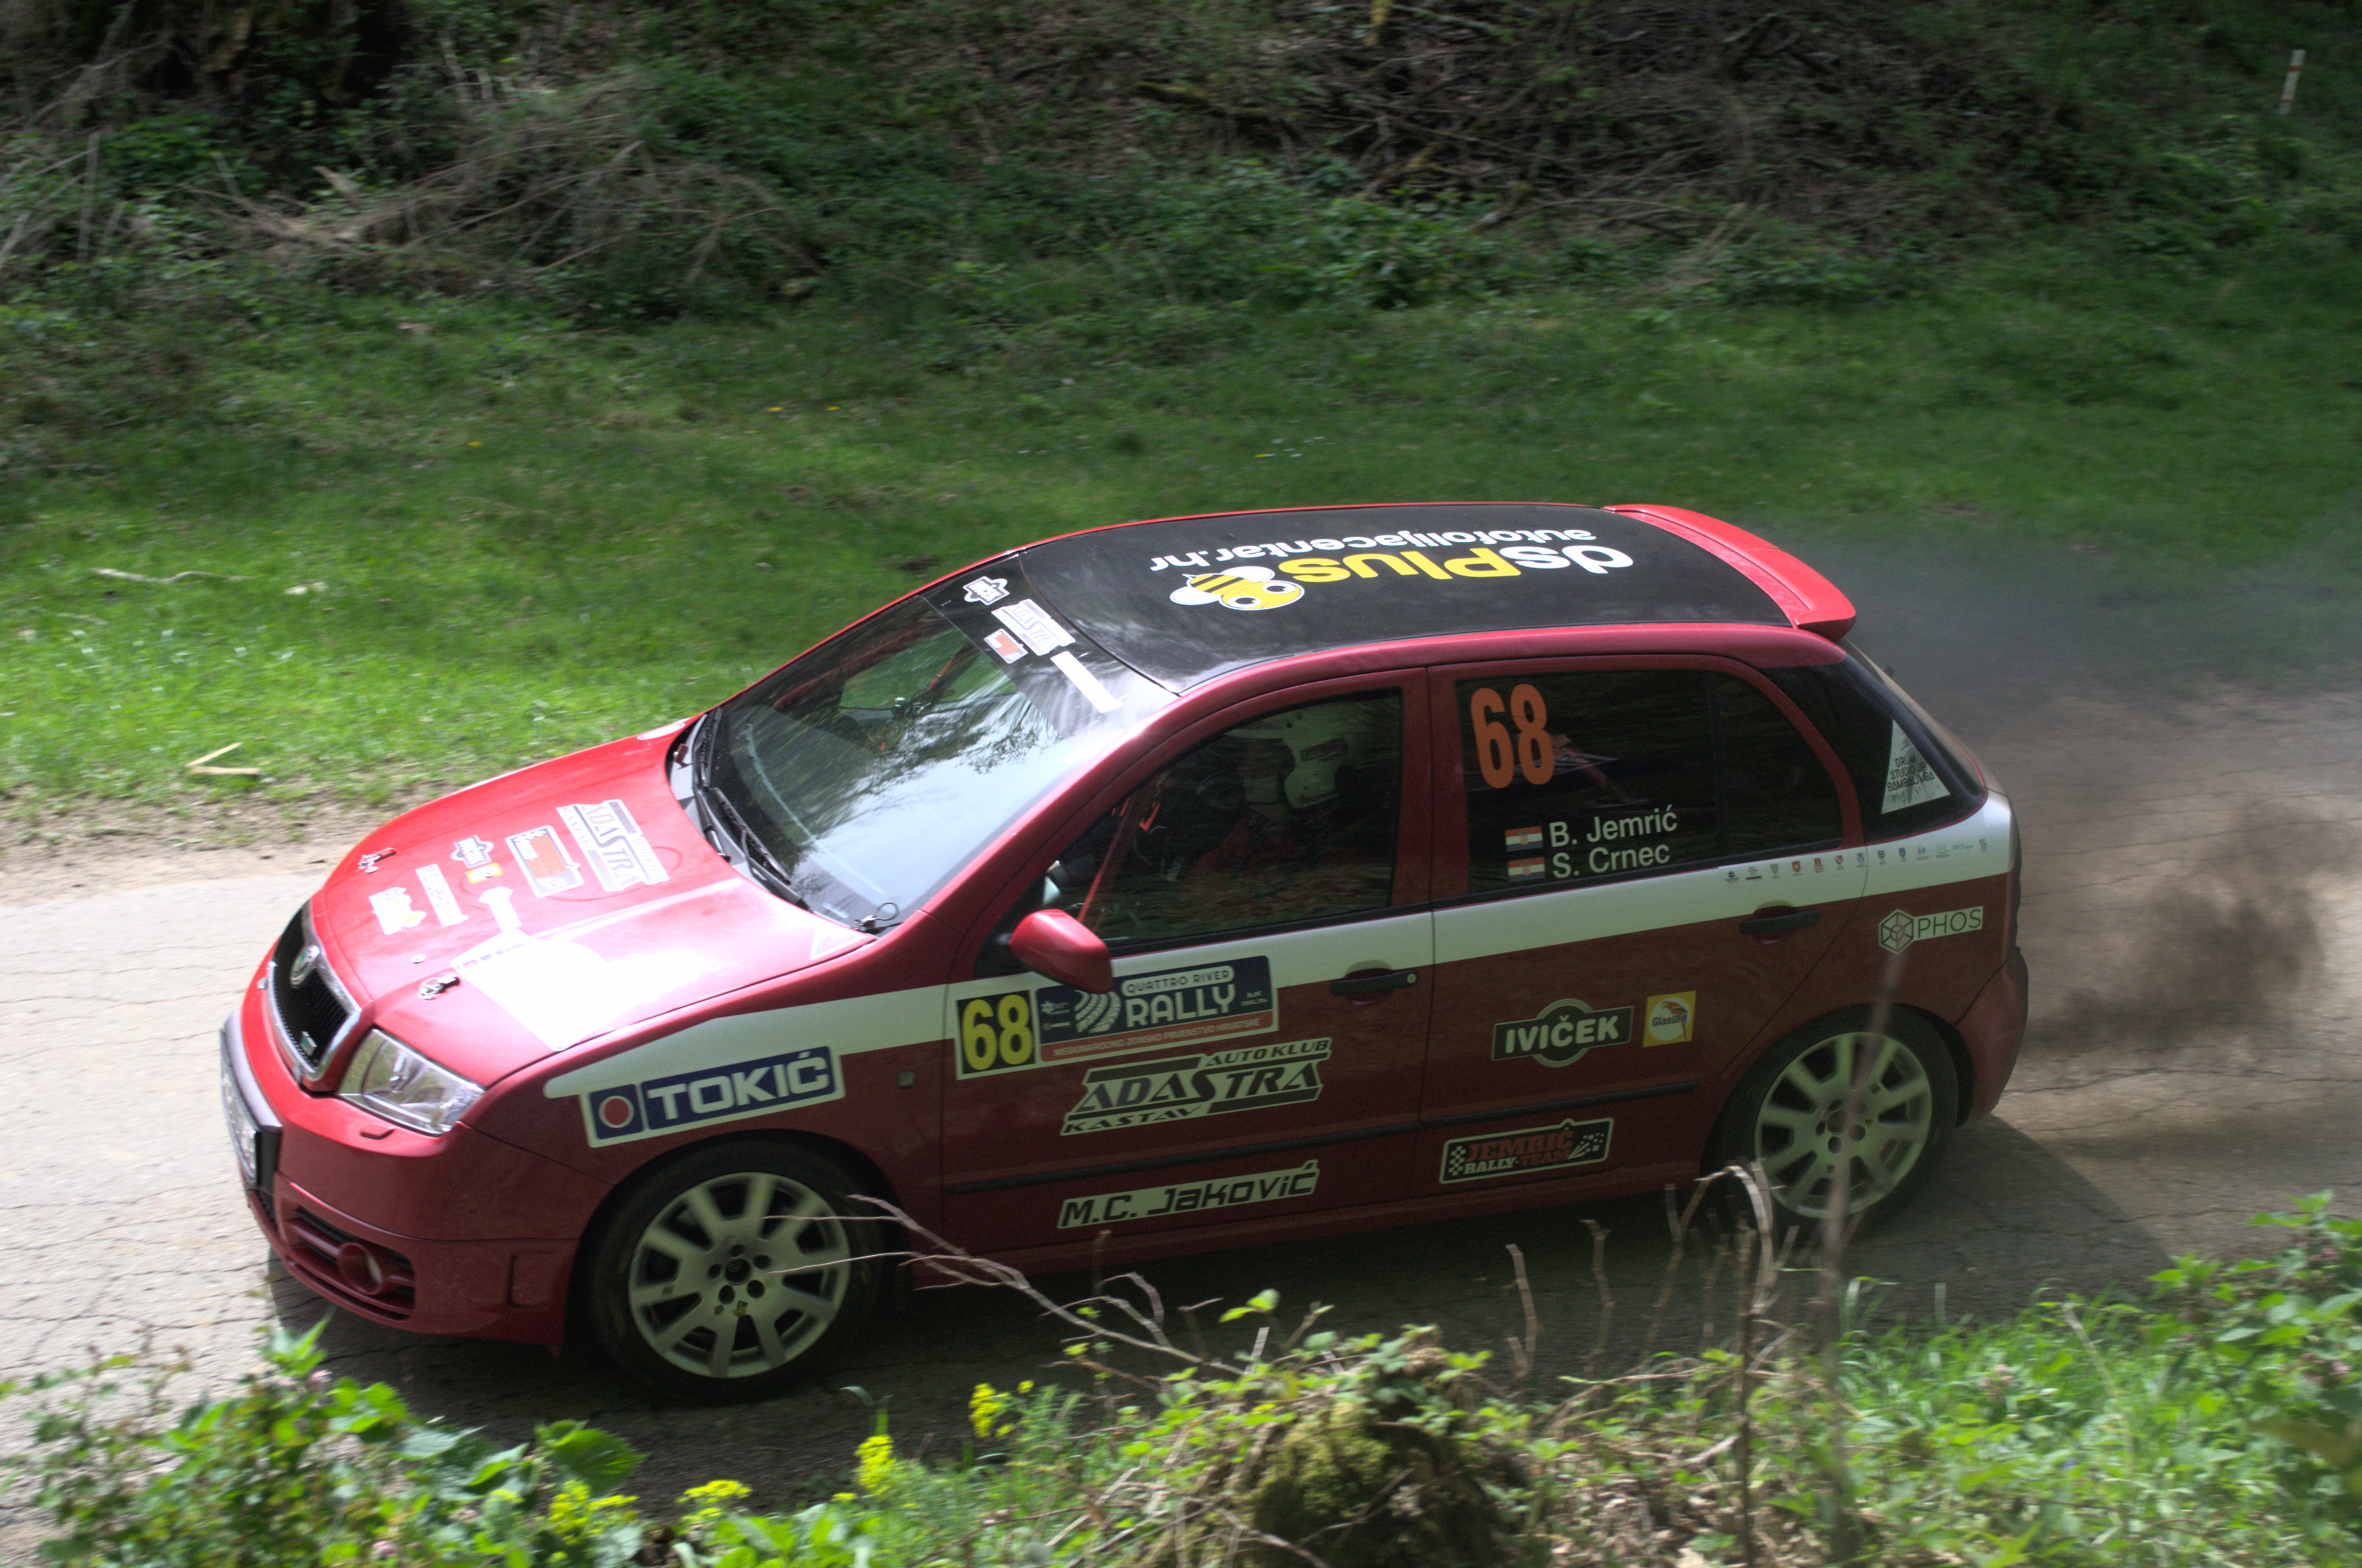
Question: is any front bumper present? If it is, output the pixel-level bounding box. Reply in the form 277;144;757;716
220;1011;584;1346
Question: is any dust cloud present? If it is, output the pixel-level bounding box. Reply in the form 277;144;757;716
1790;530;2362;1094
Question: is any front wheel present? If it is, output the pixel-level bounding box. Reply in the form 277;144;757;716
1709;1008;1959;1235
583;1141;887;1404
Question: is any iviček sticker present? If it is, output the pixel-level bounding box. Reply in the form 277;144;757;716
1062;1037;1328;1136
1490;998;1633;1067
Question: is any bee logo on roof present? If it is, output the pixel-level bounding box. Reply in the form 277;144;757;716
1169;565;1304;612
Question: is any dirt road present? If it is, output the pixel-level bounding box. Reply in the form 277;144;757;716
7;619;2360;1548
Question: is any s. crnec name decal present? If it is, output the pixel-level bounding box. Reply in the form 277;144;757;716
1061;1037;1328;1136
1056;1161;1319;1229
580;1046;840;1144
1154;528;1635;611
1877;906;1984;953
1492;999;1633;1068
957;956;1278;1078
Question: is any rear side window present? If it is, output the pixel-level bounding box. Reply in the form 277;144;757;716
1762;647;1983;842
1453;669;1841;896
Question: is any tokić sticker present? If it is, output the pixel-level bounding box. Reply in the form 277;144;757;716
581;1045;839;1145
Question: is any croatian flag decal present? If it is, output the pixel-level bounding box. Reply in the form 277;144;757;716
1504;826;1543;851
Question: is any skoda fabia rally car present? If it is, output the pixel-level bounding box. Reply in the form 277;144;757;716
221;503;2028;1401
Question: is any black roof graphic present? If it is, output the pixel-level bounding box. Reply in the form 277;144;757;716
1000;503;1785;690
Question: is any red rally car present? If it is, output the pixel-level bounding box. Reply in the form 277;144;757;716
220;502;2028;1401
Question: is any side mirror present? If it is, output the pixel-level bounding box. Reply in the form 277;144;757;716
1009;908;1114;994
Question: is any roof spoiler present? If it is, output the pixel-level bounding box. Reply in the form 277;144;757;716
1605;505;1857;642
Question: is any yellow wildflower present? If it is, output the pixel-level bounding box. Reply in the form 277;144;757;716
855;1432;896;1493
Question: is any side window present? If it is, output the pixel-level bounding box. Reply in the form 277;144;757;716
982;691;1405;967
1456;671;1720;893
1716;675;1843;856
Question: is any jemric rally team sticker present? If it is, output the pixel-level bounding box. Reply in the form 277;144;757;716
583;1046;841;1145
1439;1117;1613;1184
958;956;1277;1078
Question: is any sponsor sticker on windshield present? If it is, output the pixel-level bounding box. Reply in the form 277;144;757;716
991;598;1075;656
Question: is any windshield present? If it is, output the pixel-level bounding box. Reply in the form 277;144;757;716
692;584;1165;930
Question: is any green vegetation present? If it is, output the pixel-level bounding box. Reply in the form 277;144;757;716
16;1199;2362;1565
4;0;2362;824
6;233;2362;817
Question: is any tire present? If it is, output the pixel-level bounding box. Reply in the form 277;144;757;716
1708;1008;1959;1236
582;1140;888;1404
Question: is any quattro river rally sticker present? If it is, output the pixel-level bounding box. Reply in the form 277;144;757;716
1440;1118;1613;1184
958;956;1277;1078
1491;998;1632;1068
1061;1037;1328;1136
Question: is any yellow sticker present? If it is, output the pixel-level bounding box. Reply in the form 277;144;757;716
1643;992;1696;1046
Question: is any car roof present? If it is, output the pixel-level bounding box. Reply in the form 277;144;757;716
995;502;1855;691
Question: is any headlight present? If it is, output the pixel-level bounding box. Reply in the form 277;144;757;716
337;1031;483;1136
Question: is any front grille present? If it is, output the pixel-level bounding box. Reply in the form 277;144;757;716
269;907;353;1080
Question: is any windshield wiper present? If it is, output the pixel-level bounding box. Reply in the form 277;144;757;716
685;711;809;909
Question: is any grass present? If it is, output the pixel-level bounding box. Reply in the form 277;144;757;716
6;233;2362;826
17;1199;2362;1566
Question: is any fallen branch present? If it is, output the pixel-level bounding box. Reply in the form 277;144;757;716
94;567;238;585
185;742;262;777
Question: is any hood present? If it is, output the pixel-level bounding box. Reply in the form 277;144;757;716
309;721;872;1088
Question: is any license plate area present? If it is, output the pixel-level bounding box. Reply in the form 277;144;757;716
219;1020;283;1215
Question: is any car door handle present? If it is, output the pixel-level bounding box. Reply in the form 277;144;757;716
1739;908;1822;935
1331;968;1420;995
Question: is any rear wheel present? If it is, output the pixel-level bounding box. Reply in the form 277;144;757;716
584;1141;886;1403
1710;1009;1958;1235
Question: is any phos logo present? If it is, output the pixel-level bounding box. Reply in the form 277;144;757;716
1169;566;1304;612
